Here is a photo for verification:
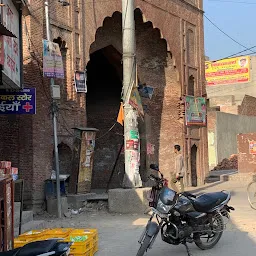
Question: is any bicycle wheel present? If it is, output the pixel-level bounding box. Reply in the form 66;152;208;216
247;181;256;210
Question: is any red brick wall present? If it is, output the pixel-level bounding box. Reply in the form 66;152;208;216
0;1;86;210
237;133;256;173
238;95;256;116
1;0;208;209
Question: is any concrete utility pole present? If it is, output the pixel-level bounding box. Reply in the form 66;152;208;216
122;0;142;188
45;0;61;218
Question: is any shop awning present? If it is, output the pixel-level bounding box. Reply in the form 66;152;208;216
0;23;16;38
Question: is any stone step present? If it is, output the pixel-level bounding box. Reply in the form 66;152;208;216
14;210;33;228
205;176;220;183
14;220;46;238
67;193;108;209
222;173;256;182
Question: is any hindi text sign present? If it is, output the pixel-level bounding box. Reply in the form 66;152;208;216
43;40;64;79
0;88;36;114
2;0;21;87
205;56;250;86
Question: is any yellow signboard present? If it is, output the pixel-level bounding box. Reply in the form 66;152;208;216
205;56;250;86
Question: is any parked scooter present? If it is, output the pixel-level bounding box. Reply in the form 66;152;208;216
137;164;235;256
0;239;72;256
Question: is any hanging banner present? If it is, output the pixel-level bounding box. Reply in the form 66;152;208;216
205;56;250;86
138;85;154;99
43;40;64;79
74;71;87;93
185;96;206;126
0;88;36;114
249;140;256;155
129;87;144;116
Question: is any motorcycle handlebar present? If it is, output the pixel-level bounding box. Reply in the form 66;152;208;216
149;174;161;181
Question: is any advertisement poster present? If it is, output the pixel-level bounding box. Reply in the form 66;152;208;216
74;71;87;93
147;143;155;155
249;140;256;155
205;56;250;86
0;88;36;114
2;0;21;87
129;87;144;116
43;40;64;79
185;96;206;126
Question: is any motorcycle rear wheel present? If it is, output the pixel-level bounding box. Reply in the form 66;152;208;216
194;214;223;250
136;235;152;256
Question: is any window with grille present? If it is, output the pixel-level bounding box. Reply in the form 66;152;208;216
75;33;80;55
76;58;81;71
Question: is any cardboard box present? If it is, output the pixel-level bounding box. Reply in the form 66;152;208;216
0;161;11;169
11;167;18;175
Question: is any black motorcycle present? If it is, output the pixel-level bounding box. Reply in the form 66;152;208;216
137;164;235;256
0;239;72;256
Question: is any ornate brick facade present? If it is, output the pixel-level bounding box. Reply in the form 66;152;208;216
0;0;208;210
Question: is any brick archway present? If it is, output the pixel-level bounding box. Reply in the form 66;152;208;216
86;8;183;188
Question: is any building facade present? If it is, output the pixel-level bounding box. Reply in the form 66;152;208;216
0;0;208;210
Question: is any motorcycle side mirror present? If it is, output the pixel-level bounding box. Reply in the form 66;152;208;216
150;164;159;172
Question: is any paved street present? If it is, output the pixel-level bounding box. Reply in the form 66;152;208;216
40;180;256;256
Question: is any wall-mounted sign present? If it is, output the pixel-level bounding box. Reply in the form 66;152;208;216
0;88;36;114
2;0;21;87
249;140;256;155
205;56;250;86
43;40;64;79
185;96;206;126
74;71;87;93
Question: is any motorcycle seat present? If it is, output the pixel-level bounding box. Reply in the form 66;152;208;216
0;240;58;256
192;192;229;213
0;249;19;256
18;240;57;256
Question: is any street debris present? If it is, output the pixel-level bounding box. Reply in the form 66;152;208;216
213;154;238;171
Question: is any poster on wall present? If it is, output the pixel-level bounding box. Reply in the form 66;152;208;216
249;140;256;155
43;40;64;79
185;96;206;126
2;0;21;87
74;71;87;93
205;56;250;86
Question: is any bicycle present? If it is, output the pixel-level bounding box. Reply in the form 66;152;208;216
247;180;256;210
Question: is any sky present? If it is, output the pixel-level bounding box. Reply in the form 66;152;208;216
204;0;256;61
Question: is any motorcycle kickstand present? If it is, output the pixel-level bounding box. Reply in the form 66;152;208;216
182;242;193;256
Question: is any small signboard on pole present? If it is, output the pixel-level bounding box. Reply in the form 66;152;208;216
74;71;87;93
43;40;64;79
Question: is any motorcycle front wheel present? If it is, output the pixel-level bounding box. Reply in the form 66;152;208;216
136;235;152;256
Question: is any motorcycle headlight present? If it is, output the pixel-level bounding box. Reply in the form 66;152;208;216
157;198;172;214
